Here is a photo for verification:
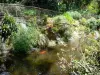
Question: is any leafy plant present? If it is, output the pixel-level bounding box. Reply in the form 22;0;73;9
87;17;98;30
58;2;66;12
63;12;74;24
12;25;40;56
12;29;30;55
69;33;100;75
1;14;17;41
80;18;87;25
68;11;82;20
23;9;36;16
87;0;99;14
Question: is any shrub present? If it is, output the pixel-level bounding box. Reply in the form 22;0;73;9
53;15;74;42
69;34;100;75
12;25;40;56
63;12;75;24
58;2;66;12
28;26;40;47
23;9;36;16
87;0;99;14
86;17;98;30
53;15;68;32
80;18;87;25
12;29;30;55
68;11;82;20
1;14;17;41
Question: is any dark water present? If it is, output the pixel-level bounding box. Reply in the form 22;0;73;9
0;44;82;75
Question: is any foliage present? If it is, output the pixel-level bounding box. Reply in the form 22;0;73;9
86;17;98;30
52;15;72;42
80;18;87;25
53;15;67;32
1;14;17;41
23;9;36;16
87;0;99;14
58;2;66;12
70;33;100;75
12;28;30;55
28;26;40;47
12;25;40;55
1;0;99;13
24;0;58;11
63;0;92;10
68;11;82;20
63;12;74;24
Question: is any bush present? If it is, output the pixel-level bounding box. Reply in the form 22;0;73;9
87;0;99;14
12;25;40;56
87;17;98;30
23;9;36;16
12;29;30;55
1;14;17;41
63;12;75;24
80;18;87;25
68;11;82;20
53;15;73;42
69;34;100;75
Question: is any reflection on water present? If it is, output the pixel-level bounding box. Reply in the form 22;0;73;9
3;44;82;75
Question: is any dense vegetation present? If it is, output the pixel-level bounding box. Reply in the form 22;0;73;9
0;0;100;75
0;0;100;12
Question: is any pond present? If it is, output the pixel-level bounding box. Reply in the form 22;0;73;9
0;43;83;75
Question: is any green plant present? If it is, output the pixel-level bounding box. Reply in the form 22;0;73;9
69;34;100;75
12;25;40;55
68;11;82;20
80;18;87;25
23;9;36;16
12;29;30;55
87;17;98;30
63;0;92;10
63;12;75;24
53;15;67;31
1;14;17;41
28;26;40;47
87;0;99;14
58;2;66;12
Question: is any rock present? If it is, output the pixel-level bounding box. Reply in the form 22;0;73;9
0;64;6;72
48;40;56;47
0;72;10;75
20;23;28;30
69;31;80;48
94;31;100;40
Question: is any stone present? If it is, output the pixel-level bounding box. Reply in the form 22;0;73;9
48;40;56;47
0;72;10;75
